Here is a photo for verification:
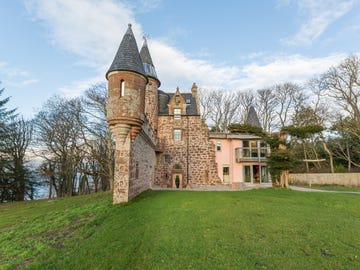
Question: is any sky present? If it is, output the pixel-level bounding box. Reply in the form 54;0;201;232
0;0;359;118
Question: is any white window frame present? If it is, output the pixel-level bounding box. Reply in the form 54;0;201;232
173;129;182;141
174;108;181;120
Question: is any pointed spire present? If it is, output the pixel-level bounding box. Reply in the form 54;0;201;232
140;36;161;86
140;36;154;66
245;106;262;128
106;24;146;79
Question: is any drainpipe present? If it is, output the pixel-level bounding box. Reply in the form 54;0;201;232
186;115;189;186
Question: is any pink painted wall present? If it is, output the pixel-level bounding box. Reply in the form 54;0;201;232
210;138;243;183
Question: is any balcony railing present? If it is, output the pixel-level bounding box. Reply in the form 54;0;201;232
235;147;270;163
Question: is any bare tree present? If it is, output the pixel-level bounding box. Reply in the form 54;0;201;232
320;55;360;140
80;83;114;192
256;88;278;133
198;89;254;131
237;90;255;124
275;82;306;128
34;96;84;197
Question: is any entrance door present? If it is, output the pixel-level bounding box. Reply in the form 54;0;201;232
244;165;252;183
223;166;230;182
172;174;183;189
244;165;267;184
253;165;260;184
260;166;269;183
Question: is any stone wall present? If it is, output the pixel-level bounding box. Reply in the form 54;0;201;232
155;115;221;187
107;71;146;123
112;132;131;204
128;130;156;199
144;78;159;134
112;120;156;204
290;173;360;187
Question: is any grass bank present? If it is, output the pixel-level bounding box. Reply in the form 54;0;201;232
1;189;359;269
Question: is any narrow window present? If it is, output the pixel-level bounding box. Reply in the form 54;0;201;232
120;80;125;97
135;162;139;179
174;108;181;120
217;141;222;151
163;154;170;164
186;98;191;104
174;129;181;141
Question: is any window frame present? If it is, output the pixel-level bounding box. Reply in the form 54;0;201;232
173;129;182;141
120;80;125;97
174;108;181;120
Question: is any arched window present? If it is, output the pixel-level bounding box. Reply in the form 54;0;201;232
120;80;125;97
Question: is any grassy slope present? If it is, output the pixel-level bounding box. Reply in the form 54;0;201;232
0;189;359;270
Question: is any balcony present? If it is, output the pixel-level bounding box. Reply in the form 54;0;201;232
235;147;269;163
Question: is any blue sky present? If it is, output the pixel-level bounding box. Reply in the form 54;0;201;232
1;0;359;117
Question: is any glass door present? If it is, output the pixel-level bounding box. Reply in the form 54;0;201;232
260;166;270;183
243;165;252;183
223;166;230;182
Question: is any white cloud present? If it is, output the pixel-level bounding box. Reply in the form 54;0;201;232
23;0;351;97
235;53;348;90
58;74;105;98
24;0;143;68
282;0;355;46
0;61;38;88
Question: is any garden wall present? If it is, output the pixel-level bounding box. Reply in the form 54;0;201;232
289;173;360;187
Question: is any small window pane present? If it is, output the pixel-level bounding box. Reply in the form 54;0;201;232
120;80;125;97
163;154;170;164
174;108;181;120
250;140;257;148
243;149;250;157
174;129;181;141
217;141;222;151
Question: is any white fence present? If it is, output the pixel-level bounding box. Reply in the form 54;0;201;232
290;173;360;187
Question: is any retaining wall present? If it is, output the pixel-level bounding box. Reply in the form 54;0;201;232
290;173;360;186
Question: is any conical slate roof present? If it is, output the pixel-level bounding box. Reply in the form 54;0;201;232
140;38;154;66
245;106;262;128
140;37;160;85
106;24;146;79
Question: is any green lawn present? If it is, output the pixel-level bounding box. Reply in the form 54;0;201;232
1;189;359;270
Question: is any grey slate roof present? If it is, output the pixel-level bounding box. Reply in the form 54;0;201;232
139;38;154;66
106;24;146;79
157;91;199;115
245;106;262;128
140;38;160;85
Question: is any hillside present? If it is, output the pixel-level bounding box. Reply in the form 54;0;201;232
1;189;359;269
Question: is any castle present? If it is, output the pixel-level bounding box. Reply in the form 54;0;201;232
107;24;269;204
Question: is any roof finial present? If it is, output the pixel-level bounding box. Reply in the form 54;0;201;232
142;35;147;45
128;23;132;28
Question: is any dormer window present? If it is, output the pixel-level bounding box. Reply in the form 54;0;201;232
186;98;191;104
120;80;125;97
174;108;181;120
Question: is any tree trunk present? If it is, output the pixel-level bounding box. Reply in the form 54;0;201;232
280;170;289;188
322;141;334;173
302;141;309;172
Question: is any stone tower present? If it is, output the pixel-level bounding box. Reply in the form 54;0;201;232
140;37;161;134
106;24;149;203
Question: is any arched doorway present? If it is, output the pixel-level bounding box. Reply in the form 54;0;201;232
172;164;183;189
